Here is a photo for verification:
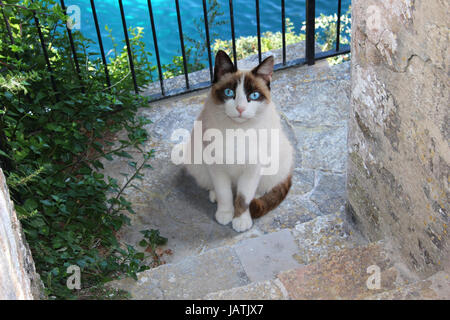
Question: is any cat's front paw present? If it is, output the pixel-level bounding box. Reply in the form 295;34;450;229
215;209;233;225
232;211;253;232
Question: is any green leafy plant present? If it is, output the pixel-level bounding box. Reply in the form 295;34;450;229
0;0;165;299
302;7;352;65
184;0;226;70
105;25;157;84
161;46;205;79
139;229;168;251
161;0;227;78
213;18;305;60
211;9;351;65
139;229;170;267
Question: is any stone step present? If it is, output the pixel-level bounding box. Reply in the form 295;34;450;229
204;279;289;300
108;213;365;299
291;213;367;265
204;269;450;300
365;271;450;300
203;230;450;300
108;230;299;299
108;246;250;299
277;242;404;299
203;242;402;300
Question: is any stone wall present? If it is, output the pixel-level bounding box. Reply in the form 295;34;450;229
348;0;449;277
347;0;450;276
0;168;42;299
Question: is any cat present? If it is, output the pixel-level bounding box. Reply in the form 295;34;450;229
184;50;293;232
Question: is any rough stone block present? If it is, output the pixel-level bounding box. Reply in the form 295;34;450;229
365;271;450;300
278;243;399;299
233;229;301;282
108;246;249;299
0;169;42;299
204;279;289;300
292;213;367;265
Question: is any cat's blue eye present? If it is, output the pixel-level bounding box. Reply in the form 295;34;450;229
249;92;260;100
224;88;234;97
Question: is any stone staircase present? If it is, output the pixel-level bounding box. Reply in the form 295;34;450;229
104;60;449;299
109;214;365;299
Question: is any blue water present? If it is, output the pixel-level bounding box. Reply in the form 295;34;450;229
66;0;350;67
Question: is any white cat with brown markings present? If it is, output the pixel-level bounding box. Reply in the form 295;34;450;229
185;50;293;232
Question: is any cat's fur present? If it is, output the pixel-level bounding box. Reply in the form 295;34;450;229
185;50;293;232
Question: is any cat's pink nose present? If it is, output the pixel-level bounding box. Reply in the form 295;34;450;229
236;106;245;115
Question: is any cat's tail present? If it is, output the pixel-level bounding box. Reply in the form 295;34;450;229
249;174;292;219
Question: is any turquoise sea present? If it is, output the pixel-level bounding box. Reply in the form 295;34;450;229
65;0;351;66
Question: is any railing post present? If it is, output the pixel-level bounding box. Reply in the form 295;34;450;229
60;0;84;92
305;0;315;65
118;0;139;94
255;0;261;63
31;0;58;93
281;0;286;65
90;0;111;88
147;0;165;96
202;0;213;83
0;0;19;61
175;0;189;89
336;0;342;51
229;0;237;66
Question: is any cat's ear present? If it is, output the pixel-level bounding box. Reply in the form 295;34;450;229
251;56;274;85
213;50;236;83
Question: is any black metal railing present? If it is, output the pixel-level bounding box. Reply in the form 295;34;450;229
2;0;350;101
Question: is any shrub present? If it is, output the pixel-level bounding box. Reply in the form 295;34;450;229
212;18;305;61
0;0;161;299
303;8;352;65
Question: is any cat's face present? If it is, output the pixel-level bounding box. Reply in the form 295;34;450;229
211;50;274;123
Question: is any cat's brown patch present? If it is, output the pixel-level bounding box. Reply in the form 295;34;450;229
234;192;248;217
211;71;242;104
213;50;236;83
211;71;271;104
243;72;271;102
249;174;292;219
251;55;274;86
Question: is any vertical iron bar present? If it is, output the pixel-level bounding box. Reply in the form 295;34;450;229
118;0;138;94
147;0;165;95
305;0;315;65
336;0;342;51
228;0;237;66
255;0;261;63
281;0;286;65
202;0;213;83
90;0;111;88
31;3;57;92
175;0;189;89
0;1;14;46
60;0;84;92
0;0;19;61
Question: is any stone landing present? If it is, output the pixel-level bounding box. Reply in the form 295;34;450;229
103;61;352;266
